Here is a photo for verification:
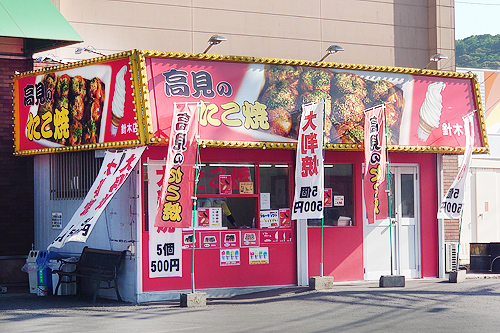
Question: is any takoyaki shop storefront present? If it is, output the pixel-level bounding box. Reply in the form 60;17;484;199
13;50;488;302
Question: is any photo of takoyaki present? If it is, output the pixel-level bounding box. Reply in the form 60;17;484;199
256;64;406;145
244;233;256;241
37;73;57;134
331;94;366;124
331;72;368;101
225;234;236;242
268;107;292;136
264;65;302;89
300;69;332;92
260;81;299;112
33;72;106;147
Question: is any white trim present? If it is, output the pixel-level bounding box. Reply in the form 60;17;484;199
437;154;445;278
296;219;308;286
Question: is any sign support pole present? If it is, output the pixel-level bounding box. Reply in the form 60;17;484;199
320;101;326;277
191;102;202;293
383;103;394;276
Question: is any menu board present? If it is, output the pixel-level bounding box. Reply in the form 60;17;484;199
221;231;240;248
260;229;293;244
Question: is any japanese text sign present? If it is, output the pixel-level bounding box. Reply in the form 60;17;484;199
363;105;388;224
144;54;486;152
48;146;145;249
14;57;143;155
147;161;183;278
155;103;199;229
292;102;324;220
438;112;475;219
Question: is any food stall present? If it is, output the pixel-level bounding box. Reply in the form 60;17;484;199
13;50;488;302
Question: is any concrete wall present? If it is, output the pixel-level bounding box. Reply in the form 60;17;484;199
43;0;455;71
33;154;139;301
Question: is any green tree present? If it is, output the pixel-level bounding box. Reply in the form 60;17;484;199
456;34;500;69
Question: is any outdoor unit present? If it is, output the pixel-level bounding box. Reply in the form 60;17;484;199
445;243;458;272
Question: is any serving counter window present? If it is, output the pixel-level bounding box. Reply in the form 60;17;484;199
195;163;291;229
308;163;355;227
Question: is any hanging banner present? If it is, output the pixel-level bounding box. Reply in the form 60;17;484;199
155;103;199;229
438;112;475;219
363;104;388;224
48;146;145;249
147;161;183;278
292;102;324;220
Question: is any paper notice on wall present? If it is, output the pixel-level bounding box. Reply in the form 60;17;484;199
249;247;269;264
147;161;182;278
260;210;279;228
220;248;240;266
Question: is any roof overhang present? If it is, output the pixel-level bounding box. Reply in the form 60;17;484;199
0;0;82;54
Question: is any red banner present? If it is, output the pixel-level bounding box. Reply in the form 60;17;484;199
48;147;145;249
144;56;485;150
155;103;199;228
363;105;388;224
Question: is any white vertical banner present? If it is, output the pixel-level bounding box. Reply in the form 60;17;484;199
437;112;475;219
48;147;146;249
292;102;324;220
147;161;182;278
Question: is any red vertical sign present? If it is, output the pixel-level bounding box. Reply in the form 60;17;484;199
363;104;388;224
155;103;198;228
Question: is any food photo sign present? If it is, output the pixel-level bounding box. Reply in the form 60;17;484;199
13;52;145;155
142;51;488;153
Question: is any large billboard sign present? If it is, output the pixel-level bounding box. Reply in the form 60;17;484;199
142;52;488;153
13;52;145;155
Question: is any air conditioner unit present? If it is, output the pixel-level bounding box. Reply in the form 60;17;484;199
445;243;458;272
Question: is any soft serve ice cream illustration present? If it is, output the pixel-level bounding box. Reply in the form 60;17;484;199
110;66;127;136
417;81;446;141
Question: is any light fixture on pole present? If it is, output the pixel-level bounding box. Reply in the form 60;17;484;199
34;55;66;64
75;45;105;56
424;53;448;69
319;45;344;62
203;35;227;54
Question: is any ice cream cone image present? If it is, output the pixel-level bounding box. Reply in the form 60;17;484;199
417;81;446;142
110;65;127;136
110;113;123;136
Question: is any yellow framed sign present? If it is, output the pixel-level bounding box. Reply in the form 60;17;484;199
13;51;146;155
138;50;488;154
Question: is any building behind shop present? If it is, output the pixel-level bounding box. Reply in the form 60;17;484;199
12;0;481;302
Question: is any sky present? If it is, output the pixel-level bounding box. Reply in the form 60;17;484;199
455;0;500;40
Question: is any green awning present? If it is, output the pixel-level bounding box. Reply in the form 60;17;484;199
0;0;82;53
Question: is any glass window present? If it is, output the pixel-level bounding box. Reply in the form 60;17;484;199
197;197;257;229
197;163;255;195
50;151;103;200
197;163;257;229
308;163;355;226
259;164;290;210
195;163;291;229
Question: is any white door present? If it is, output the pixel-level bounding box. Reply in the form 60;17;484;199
475;169;500;243
364;164;420;279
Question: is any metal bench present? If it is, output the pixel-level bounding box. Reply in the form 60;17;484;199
53;247;126;302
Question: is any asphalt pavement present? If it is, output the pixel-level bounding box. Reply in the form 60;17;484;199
2;276;500;332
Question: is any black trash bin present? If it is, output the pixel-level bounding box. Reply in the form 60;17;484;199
490;243;500;272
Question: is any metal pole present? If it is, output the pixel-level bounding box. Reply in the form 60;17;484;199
320;101;326;277
383;104;393;276
191;102;202;293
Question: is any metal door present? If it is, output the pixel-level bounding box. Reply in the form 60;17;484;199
364;164;420;279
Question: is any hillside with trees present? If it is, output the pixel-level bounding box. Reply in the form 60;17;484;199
456;34;500;69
